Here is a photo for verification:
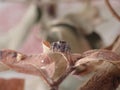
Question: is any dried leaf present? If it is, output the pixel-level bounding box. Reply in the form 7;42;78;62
0;49;68;82
27;52;68;81
75;49;120;75
48;52;68;81
0;49;53;76
42;41;51;53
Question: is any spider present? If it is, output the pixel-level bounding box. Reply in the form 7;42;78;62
51;41;71;53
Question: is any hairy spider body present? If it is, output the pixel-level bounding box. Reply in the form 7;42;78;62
51;41;71;53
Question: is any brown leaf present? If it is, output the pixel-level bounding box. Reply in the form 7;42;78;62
75;49;120;75
48;52;68;81
0;49;53;76
0;49;68;82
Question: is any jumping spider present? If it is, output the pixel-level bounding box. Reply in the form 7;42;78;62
51;41;71;53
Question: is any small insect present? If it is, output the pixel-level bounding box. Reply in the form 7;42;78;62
51;40;71;53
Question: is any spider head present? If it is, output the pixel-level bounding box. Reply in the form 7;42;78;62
51;41;71;53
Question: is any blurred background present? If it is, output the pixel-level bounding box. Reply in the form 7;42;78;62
0;0;120;90
0;0;120;54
